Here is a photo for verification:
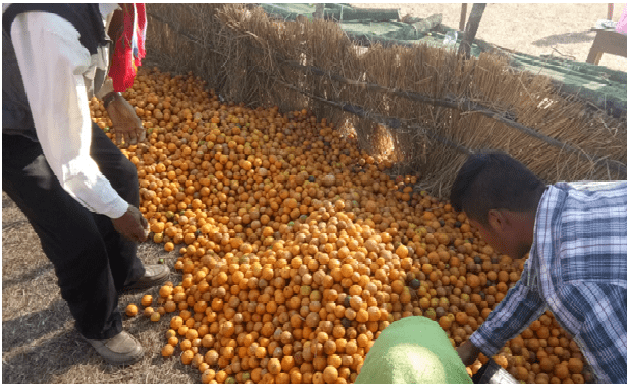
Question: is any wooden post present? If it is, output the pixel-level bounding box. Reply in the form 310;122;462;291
458;3;486;59
459;4;468;31
607;3;614;20
314;4;325;19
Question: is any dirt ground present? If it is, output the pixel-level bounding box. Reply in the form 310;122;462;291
2;3;626;384
352;3;628;73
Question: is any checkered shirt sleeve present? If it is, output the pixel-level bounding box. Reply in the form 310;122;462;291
470;181;627;383
469;257;546;358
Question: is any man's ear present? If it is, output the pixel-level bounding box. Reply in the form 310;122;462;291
487;209;506;232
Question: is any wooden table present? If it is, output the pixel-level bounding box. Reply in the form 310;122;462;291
586;28;627;65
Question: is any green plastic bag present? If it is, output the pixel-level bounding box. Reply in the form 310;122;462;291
355;316;473;384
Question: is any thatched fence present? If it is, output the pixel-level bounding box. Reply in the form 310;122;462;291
145;4;626;198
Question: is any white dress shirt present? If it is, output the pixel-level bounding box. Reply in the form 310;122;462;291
8;4;130;218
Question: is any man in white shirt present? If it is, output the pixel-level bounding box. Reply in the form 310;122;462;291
3;4;168;365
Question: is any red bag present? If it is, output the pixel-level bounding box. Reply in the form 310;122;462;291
108;4;147;92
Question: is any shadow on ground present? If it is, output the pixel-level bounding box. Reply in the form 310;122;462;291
1;262;54;290
1;298;161;383
1;324;129;384
2;299;71;353
1;299;84;384
532;30;596;46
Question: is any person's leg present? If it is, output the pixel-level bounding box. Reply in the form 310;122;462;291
2;133;121;340
88;123;145;291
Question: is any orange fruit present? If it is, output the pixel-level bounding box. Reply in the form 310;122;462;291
141;294;153;307
125;304;138;317
439;315;452;330
554;364;569;380
540;357;554;372
567;358;583;374
467;275;480;288
323;366;338;384
180;349;194;365
161;344;175;357
170;316;183;330
143;306;154;318
268;358;281;375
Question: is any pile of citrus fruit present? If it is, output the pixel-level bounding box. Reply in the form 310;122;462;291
91;67;588;384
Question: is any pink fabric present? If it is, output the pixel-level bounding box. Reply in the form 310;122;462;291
616;6;627;35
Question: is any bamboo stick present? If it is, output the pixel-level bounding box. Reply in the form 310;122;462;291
271;74;475;155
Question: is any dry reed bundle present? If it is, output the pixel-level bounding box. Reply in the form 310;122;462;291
145;3;626;198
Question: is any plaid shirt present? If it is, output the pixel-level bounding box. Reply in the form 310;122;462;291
470;181;627;384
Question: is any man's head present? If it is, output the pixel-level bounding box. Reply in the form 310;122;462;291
450;152;546;260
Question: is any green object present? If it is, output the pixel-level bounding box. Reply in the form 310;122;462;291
321;8;400;21
158;258;165;264
260;3;316;20
355;316;472;384
507;50;626;117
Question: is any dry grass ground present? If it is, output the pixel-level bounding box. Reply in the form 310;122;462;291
2;192;195;383
2;3;626;384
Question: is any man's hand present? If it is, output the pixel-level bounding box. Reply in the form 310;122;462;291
457;340;482;367
111;205;149;243
106;94;146;146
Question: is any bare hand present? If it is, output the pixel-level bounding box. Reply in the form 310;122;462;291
111;205;149;243
106;94;146;146
456;340;482;367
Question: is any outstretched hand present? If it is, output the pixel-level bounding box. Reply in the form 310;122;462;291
106;94;146;146
111;205;148;243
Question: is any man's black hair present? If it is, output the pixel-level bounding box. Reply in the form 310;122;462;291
450;151;546;226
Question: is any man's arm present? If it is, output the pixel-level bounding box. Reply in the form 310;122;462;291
99;5;146;146
458;258;546;365
11;11;149;241
10;11;128;218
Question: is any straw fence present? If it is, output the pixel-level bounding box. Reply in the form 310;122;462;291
144;4;626;198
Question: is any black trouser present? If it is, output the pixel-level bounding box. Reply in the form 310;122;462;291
2;123;145;340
